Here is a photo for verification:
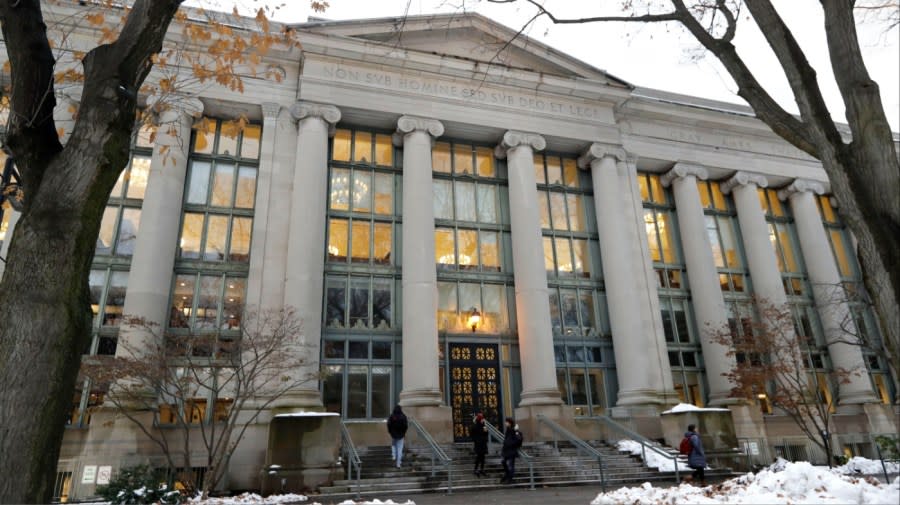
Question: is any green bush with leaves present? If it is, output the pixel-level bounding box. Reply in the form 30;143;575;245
95;465;182;505
874;435;900;460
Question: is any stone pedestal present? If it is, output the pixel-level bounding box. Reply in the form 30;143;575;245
402;405;454;444
862;403;899;434
262;413;342;494
515;404;575;443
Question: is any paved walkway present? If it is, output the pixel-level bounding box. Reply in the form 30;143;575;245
387;485;604;504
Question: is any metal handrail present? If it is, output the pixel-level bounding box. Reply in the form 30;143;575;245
536;414;607;491
407;417;453;494
484;420;535;489
586;415;681;483
339;421;362;499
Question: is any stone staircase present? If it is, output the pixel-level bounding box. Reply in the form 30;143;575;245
311;440;736;501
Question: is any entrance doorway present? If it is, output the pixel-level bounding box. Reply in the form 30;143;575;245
449;343;502;442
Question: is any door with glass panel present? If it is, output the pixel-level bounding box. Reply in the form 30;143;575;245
449;342;502;442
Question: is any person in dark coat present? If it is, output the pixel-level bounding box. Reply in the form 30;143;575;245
387;405;408;468
500;417;523;484
470;412;489;476
685;424;707;486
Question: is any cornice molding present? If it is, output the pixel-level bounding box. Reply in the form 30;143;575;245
660;162;709;187
494;130;546;159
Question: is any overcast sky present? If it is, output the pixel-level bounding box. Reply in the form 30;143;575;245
212;0;900;131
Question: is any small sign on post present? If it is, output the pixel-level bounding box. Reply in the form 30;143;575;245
81;465;97;484
96;466;112;485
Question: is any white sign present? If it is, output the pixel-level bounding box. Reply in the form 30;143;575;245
749;442;760;456
81;465;97;484
96;466;112;485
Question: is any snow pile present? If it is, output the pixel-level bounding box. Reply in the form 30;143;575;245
336;501;415;505
836;456;900;475
188;493;309;504
662;403;730;414
617;439;689;472
592;460;899;505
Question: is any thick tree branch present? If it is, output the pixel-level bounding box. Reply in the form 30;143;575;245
486;0;681;24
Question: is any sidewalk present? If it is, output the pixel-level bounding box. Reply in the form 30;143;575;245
315;485;606;505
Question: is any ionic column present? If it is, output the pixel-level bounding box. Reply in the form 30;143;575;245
118;98;203;351
395;116;445;407
281;101;341;410
495;131;562;407
579;144;668;406
661;163;738;406
778;180;878;405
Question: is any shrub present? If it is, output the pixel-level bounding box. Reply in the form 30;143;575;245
874;435;900;460
95;465;182;505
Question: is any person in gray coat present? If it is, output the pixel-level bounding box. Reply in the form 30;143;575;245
685;424;706;486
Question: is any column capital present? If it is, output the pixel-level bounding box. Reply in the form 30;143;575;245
661;162;709;187
777;178;826;201
290;101;341;125
261;102;282;121
494;130;546;159
577;142;626;169
721;171;769;194
392;115;444;146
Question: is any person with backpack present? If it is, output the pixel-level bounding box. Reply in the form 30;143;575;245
470;412;489;476
681;424;706;486
500;417;523;484
387;405;408;468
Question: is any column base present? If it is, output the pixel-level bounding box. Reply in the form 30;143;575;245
400;405;453;443
399;387;443;407
518;387;564;407
708;393;746;407
514;403;575;443
614;388;677;408
268;389;325;411
837;388;880;406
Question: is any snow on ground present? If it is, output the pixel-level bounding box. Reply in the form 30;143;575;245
836;456;900;475
617;439;690;472
592;459;899;505
188;493;413;505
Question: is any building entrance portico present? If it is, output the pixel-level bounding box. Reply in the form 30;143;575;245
448;342;503;442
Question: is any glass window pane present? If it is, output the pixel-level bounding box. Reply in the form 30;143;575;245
477;185;498;223
457;230;478;269
125;155;151;199
325;277;346;327
179;213;204;259
454;182;477;221
480;231;500;271
579;290;596;331
103;271;129;327
328;219;348;262
372;278;392;329
433;142;451;173
538;191;551;229
350;221;370;263
543;236;555;274
352;171;372;213
475;147;494;177
819;196;837;222
331;168;351;211
375;134;393;166
218;121;239;156
555;237;573;276
657;212;676;263
349;341;368;359
778;224;798;272
719;217;740;268
698;181;711;208
550;193;567;230
458;283;480;316
240;125;261;160
372;341;391;359
186;161;211;205
587;370;604;411
332;129;351;162
89;269;107;327
533;155;546;184
324;341;345;358
196;275;222;330
222;278;245;329
454;144;473;175
707;216;724;267
96;207;117;255
170;274;195;328
563;159;578;187
192;119;215;154
711;183;727;210
546;156;563;185
433;180;453;220
638;175;650;202
349;279;369;329
110;170;126;199
374;173;393;215
567;194;585;231
373;222;391;265
235;167;257;209
560;289;578;329
482;284;507;331
549;291;561;330
674;304;690;342
323;366;343;414
204;215;228;261
572;239;589;278
115;208;141;256
649;176;664;204
229;217;252;262
437;282;458;330
211;164;235;207
347;366;367;418
829;230;852;277
353;131;372;164
435;227;456;268
372;368;391;418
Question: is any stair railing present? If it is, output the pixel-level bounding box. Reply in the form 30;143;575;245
536;414;607;491
339;421;362;499
407;417;453;494
586;415;681;483
484;420;536;489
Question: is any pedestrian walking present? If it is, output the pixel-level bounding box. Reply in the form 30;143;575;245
470;412;488;476
387;405;408;468
684;424;707;486
500;417;523;484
